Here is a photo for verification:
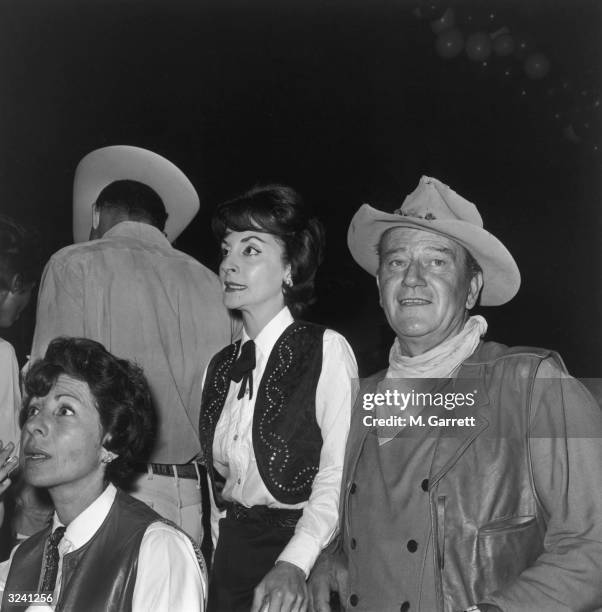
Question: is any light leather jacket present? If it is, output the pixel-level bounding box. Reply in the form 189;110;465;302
334;342;602;612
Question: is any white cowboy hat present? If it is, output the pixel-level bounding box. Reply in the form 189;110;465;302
73;145;199;243
347;175;520;306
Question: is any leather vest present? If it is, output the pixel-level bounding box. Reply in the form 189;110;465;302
340;342;563;612
3;490;163;612
199;321;325;505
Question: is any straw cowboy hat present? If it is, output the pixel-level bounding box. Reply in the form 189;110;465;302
72;145;199;243
347;175;520;306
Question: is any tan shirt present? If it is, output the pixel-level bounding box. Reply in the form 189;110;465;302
31;221;234;463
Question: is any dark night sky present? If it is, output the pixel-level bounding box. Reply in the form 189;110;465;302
1;0;601;377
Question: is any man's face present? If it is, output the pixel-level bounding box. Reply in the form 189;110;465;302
377;227;482;356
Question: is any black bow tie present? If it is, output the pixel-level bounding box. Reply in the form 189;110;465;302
230;340;256;400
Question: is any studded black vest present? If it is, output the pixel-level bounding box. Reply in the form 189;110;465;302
199;321;325;506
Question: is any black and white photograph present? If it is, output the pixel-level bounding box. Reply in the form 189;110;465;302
0;1;601;610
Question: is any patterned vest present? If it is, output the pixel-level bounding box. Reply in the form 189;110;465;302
2;490;205;612
199;321;325;506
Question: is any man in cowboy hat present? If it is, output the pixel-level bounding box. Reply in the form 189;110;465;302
309;176;602;611
28;146;235;545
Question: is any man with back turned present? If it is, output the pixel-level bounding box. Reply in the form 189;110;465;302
30;146;234;545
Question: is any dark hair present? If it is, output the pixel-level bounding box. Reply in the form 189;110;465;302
212;184;326;315
0;215;42;291
96;180;168;231
21;337;157;483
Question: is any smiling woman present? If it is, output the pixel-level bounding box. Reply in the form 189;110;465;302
200;184;358;612
0;337;207;611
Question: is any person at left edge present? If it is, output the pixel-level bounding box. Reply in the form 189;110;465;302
28;146;236;543
0;216;41;476
0;217;43;544
0;337;206;611
199;184;358;612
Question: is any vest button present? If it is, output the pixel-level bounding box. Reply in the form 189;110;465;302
401;602;410;611
350;482;357;494
350;537;357;549
349;594;359;607
407;539;418;553
421;478;429;491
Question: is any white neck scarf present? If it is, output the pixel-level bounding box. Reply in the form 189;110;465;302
376;315;487;446
386;315;488;379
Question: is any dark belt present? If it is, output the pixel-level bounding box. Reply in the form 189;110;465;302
134;462;201;479
225;502;302;528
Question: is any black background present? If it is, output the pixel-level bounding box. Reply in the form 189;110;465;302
1;0;601;377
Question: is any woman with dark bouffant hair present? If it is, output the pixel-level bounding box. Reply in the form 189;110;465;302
199;184;358;611
0;337;207;611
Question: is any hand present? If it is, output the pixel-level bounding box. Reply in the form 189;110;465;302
0;441;18;496
308;551;348;612
251;560;308;612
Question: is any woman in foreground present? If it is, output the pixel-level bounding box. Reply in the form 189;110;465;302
0;336;206;611
200;184;357;612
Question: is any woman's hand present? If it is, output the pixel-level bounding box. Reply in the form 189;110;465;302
251;560;308;612
0;441;18;496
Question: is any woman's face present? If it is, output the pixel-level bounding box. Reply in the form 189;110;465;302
219;229;290;324
20;374;108;500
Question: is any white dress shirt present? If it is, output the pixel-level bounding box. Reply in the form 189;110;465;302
211;307;358;575
0;484;206;611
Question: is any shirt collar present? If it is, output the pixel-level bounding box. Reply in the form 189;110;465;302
52;483;117;551
103;221;170;247
241;307;294;365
